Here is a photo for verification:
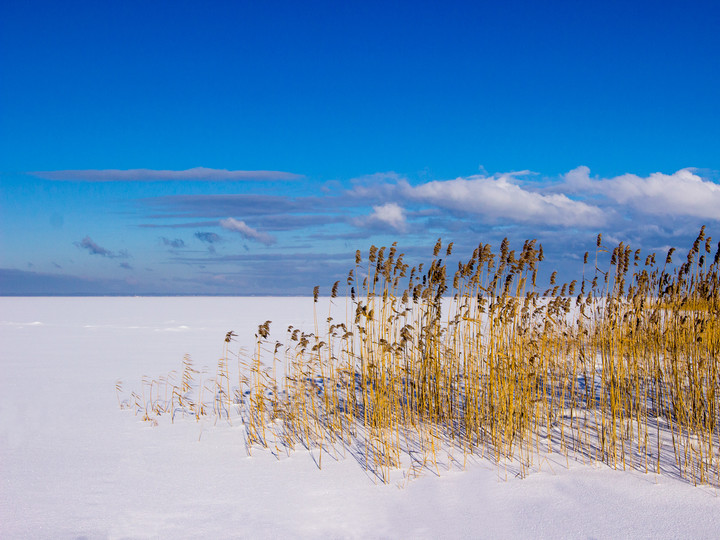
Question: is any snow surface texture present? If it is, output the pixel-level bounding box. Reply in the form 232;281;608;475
1;297;719;539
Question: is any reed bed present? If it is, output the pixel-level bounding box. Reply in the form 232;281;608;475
120;227;720;485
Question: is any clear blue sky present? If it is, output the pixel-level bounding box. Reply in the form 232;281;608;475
1;0;719;294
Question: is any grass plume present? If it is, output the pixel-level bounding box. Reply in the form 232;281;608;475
121;228;720;485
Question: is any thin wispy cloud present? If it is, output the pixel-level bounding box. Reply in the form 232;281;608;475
142;194;315;218
160;237;186;248
140;221;220;229
253;214;345;231
29;167;304;182
169;250;352;266
74;236;129;259
50;166;719;295
195;232;221;244
140;167;720;246
220;218;276;245
166;251;354;294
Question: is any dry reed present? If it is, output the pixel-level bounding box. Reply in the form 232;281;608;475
120;228;720;485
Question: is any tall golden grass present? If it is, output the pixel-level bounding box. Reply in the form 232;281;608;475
121;227;720;485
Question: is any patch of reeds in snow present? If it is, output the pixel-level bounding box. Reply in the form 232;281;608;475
120;227;720;486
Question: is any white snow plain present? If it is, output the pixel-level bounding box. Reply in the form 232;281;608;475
1;297;719;539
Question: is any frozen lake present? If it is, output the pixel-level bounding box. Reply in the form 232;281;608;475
2;297;719;539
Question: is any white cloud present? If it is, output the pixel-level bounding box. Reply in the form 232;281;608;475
400;174;606;227
219;218;276;245
563;167;720;220
353;203;408;232
372;203;407;231
29;167;303;182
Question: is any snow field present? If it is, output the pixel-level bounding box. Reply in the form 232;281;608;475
2;297;720;539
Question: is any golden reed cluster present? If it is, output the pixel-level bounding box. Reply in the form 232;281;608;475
121;227;720;485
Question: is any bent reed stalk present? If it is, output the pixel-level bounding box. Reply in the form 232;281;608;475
121;228;720;485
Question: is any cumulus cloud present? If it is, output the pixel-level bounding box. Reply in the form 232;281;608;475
160;237;186;248
563;167;720;220
356;203;408;232
74;236;129;258
29;167;303;182
400;174;606;227
219;218;276;245
195;232;221;244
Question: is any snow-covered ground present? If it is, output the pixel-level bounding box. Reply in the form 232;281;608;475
2;297;719;539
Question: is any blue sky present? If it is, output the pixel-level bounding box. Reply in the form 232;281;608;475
1;0;719;295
